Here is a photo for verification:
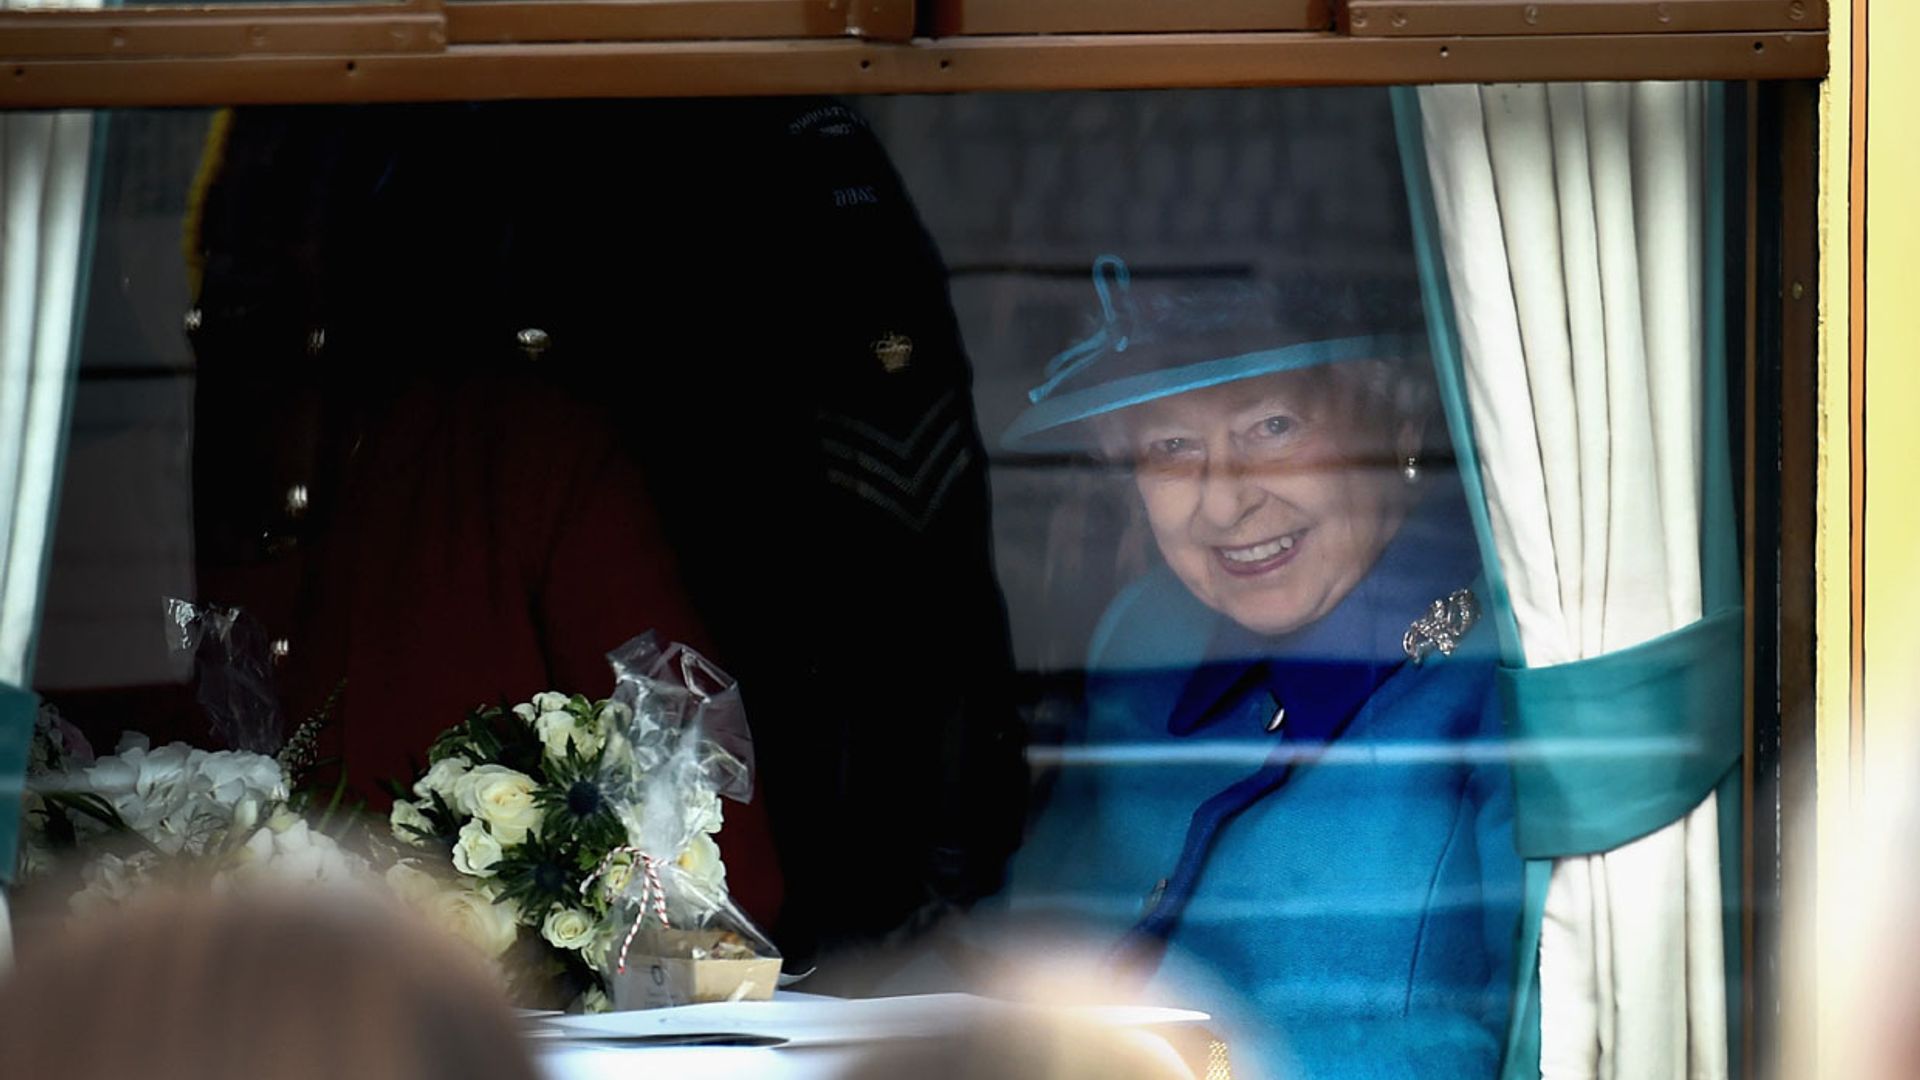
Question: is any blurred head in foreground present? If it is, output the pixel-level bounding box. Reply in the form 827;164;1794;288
0;887;539;1080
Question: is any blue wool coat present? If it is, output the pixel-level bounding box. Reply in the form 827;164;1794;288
1000;484;1522;1080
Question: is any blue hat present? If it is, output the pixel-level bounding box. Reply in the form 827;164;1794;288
1001;255;1428;454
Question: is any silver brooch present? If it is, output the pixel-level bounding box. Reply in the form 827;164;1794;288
1403;588;1479;664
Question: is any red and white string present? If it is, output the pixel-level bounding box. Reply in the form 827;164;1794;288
581;845;672;974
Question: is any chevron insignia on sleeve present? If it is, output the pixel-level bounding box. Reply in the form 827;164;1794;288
818;390;974;532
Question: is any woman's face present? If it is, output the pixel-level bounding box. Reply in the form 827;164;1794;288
1115;369;1416;637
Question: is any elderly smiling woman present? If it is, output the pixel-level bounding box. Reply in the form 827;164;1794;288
995;252;1523;1080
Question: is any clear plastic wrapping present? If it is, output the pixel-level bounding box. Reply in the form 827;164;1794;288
588;634;781;1008
163;598;283;755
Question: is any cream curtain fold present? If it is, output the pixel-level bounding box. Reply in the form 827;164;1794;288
0;111;93;687
1414;82;1727;1080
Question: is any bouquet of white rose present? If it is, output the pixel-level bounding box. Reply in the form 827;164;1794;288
381;633;777;1013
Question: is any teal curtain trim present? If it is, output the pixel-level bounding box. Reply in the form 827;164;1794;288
1391;86;1537;1080
1500;859;1551;1080
1389;88;1528;672
0;681;37;887
1500;607;1744;859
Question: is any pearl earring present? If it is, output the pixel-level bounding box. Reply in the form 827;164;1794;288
1403;455;1420;484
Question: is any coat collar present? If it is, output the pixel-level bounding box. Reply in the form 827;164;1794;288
1165;475;1481;741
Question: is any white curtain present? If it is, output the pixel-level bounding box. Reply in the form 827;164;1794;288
0;2;98;964
0;111;93;688
1415;83;1726;1079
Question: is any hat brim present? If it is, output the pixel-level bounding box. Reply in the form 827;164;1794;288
1000;332;1426;454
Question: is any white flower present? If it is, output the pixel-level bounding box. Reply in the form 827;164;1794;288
232;796;261;836
389;799;436;846
78;739;285;857
541;906;598;951
233;823;276;867
617;792;723;848
196;750;286;809
220;820;368;888
600;730;634;772
452;820;504;877
69;851;160;915
574;987;612;1015
597;701;633;730
676;832;727;899
535;709;603;761
595;851;637;903
512;702;538;724
454;765;542;845
413;756;473;804
531;691;571;714
432;886;521;959
584;923;622;974
386;861;443;905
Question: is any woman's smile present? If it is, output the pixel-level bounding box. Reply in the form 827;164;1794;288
1115;370;1419;635
1212;528;1308;576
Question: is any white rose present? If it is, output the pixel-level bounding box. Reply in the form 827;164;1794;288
536;709;603;761
512;702;538;724
432;887;521;959
531;691;571;714
386;861;442;905
584;923;624;974
600;730;634;772
413;756;473;803
454;765;543;845
574;987;612;1015
596;701;633;730
452;820;504;877
676;832;727;899
389;799;435;846
541;907;599;951
595;851;637;902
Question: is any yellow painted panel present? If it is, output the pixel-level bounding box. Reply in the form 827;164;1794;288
1864;1;1920;799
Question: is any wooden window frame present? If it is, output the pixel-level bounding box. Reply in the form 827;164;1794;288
927;0;1331;36
1342;0;1824;36
0;0;1827;107
0;4;1831;1079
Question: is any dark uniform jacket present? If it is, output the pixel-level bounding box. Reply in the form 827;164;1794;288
185;100;1026;958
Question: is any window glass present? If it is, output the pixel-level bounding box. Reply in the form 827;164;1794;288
8;88;1748;1080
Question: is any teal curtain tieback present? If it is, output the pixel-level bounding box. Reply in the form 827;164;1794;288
1500;607;1744;860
